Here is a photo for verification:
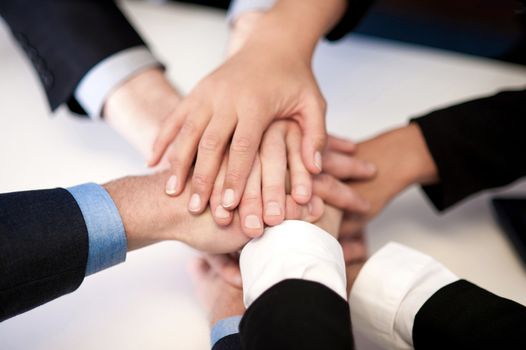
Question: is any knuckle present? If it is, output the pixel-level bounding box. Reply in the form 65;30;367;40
226;169;243;183
199;134;221;152
192;173;213;189
231;136;253;154
262;184;283;196
179;119;197;136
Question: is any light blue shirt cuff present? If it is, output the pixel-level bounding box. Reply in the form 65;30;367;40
227;0;276;24
210;316;242;347
74;46;161;119
67;183;127;276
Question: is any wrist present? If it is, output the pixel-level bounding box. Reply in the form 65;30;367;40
246;0;346;59
103;68;181;158
102;172;185;251
373;124;439;192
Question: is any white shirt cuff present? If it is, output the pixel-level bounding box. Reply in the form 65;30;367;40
227;0;276;24
349;242;459;350
240;220;347;308
74;46;161;118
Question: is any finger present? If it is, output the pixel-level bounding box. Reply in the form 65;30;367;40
286;122;313;204
164;109;212;197
340;236;368;264
222;118;264;210
238;155;264;238
210;155;234;226
203;254;242;288
149;107;186;167
298;96;327;175
313;174;370;214
323;151;377;180
284;194;324;223
327;135;356;154
260;122;287;226
339;213;367;239
188;257;211;279
189;115;236;214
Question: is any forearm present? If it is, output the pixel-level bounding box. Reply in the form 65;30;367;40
103;68;181;159
243;0;347;59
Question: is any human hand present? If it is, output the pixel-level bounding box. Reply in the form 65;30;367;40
189;256;245;327
339;230;368;293
103;168;324;253
102;67;181;160
206;121;325;237
317;124;439;238
149;0;348;215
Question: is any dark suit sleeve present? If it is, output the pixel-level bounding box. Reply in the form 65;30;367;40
0;0;147;115
410;88;526;211
326;0;376;41
238;279;353;350
413;279;526;349
0;188;89;321
212;334;241;350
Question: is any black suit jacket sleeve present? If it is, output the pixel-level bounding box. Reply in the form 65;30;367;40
410;88;526;211
413;279;526;349
235;279;353;350
0;0;147;115
0;188;89;321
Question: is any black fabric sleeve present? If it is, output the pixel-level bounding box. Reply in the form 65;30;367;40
413;279;526;350
212;334;241;350
0;188;89;321
326;0;376;41
239;279;353;350
410;88;526;211
0;0;147;115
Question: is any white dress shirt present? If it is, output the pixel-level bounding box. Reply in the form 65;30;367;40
240;220;460;350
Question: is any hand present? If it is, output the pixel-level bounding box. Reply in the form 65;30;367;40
149;0;348;215
318;124;439;238
208;121;324;236
189;257;245;327
103;169;324;252
102;67;181;160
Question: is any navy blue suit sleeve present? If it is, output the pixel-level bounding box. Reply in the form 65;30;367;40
0;188;89;321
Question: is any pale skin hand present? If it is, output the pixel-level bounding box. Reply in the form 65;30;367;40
316;123;439;239
149;0;348;216
102;170;324;252
103;67;181;160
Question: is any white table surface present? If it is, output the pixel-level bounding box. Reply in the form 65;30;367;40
1;2;525;349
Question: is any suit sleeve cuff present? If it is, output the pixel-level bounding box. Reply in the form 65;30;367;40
349;242;459;350
240;220;347;308
227;0;275;24
67;183;127;276
74;46;161;118
210;315;242;347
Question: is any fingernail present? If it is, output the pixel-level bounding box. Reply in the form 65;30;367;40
214;206;230;219
295;185;310;198
265;201;282;217
165;175;178;195
244;215;262;229
222;189;235;208
188;193;201;212
314;151;323;171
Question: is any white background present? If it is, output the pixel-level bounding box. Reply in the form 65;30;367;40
0;1;525;349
